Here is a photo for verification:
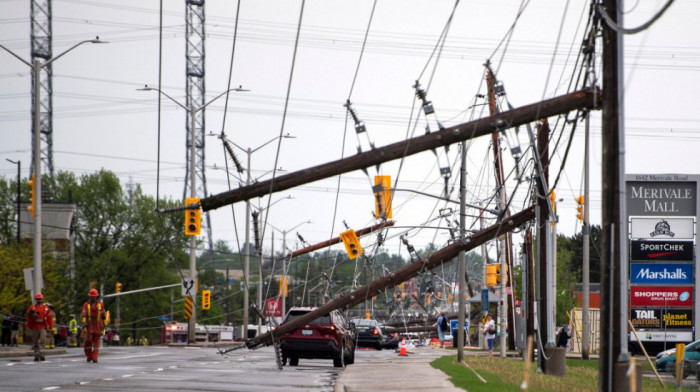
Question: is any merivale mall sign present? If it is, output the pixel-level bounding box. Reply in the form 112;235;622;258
627;175;696;216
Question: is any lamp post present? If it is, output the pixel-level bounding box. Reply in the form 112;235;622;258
215;134;295;340
0;38;106;301
268;220;312;316
6;159;20;244
140;86;247;343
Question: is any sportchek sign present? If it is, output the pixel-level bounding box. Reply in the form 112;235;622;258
630;286;693;307
630;240;694;261
630;263;693;284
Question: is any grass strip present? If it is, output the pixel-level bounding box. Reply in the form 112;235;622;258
431;354;670;392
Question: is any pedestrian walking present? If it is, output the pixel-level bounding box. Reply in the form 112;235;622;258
556;324;571;349
139;335;148;346
126;335;134;346
10;315;19;346
26;293;54;361
436;310;448;348
482;312;496;357
81;289;106;363
45;304;56;349
1;314;11;346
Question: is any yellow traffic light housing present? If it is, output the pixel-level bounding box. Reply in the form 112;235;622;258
574;195;585;221
373;175;392;219
202;289;211;310
115;282;122;294
486;264;498;287
340;229;363;259
27;174;36;219
184;197;201;235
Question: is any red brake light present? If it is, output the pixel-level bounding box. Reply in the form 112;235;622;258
373;328;379;335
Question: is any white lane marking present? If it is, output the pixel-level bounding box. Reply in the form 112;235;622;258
42;387;60;390
79;381;90;385
6;363;14;366
121;374;133;378
154;368;164;372
102;378;114;381
113;353;162;360
168;365;177;369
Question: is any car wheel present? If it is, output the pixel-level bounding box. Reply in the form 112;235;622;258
289;357;299;366
376;342;383;350
333;342;345;368
345;343;355;365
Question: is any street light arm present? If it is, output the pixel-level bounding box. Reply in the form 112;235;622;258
0;43;32;67
199;87;248;113
251;133;294;154
138;86;189;111
44;38;108;67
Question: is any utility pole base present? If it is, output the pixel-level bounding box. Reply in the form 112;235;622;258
613;362;640;392
543;347;566;376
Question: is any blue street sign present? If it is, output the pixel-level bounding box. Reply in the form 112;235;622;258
481;289;489;312
156;316;171;321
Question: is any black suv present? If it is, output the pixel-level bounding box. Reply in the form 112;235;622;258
279;307;355;367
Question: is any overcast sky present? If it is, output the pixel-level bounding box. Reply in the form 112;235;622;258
1;0;698;260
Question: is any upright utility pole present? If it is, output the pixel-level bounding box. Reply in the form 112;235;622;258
30;0;54;177
600;0;629;389
457;140;467;362
184;0;214;251
582;111;591;360
536;119;551;370
485;67;511;356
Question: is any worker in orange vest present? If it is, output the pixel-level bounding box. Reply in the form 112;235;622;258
26;293;54;361
81;289;106;363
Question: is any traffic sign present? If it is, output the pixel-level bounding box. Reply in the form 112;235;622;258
481;289;489;312
182;276;196;297
157;316;171;321
184;296;193;319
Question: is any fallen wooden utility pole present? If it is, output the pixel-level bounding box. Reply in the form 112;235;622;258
202;89;600;211
246;205;535;349
288;220;395;258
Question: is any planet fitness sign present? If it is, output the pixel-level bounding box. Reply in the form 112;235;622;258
630;286;693;307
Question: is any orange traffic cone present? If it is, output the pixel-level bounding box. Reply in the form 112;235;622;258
399;338;408;356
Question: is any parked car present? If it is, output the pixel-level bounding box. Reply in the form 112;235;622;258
381;329;399;349
354;319;383;350
279;307;355;367
656;340;700;373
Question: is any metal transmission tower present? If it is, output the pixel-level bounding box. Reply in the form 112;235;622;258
30;0;54;177
184;0;213;250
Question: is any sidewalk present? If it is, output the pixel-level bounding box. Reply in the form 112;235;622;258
335;345;463;392
0;345;67;358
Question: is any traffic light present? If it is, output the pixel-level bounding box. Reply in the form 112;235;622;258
373;175;392;219
574;195;585;222
279;277;288;298
340;229;363;259
184;197;201;235
486;264;498;286
27;174;36;219
202;290;211;310
115;282;122;294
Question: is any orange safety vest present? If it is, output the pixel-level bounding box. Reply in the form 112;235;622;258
26;304;53;330
81;301;105;333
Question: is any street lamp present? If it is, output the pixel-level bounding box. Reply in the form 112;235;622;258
139;85;247;343
268;220;312;316
210;133;295;340
0;38;107;301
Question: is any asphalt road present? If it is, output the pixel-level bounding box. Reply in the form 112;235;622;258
0;345;394;391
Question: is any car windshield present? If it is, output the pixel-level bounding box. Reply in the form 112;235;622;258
284;310;332;325
356;319;377;327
